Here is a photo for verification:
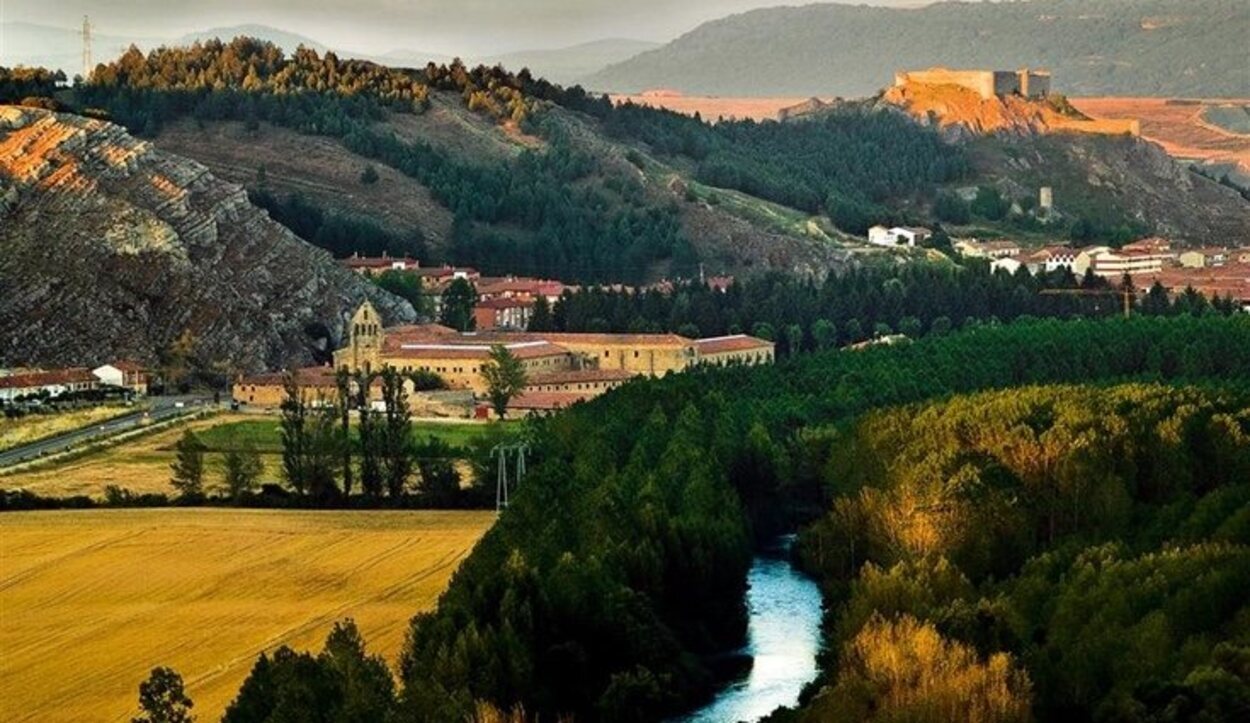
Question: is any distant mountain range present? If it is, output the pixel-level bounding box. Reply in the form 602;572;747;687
584;0;1250;98
0;22;656;87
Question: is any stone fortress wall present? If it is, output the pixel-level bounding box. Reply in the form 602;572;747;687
894;68;1053;101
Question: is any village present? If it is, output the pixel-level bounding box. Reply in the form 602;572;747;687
869;226;1250;311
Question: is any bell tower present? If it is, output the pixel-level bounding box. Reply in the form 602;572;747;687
341;301;383;372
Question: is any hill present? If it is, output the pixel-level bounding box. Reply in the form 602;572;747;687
485;38;660;86
585;0;1250;98
0;106;415;372
175;24;331;54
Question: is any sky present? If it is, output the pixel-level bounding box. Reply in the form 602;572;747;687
1;0;941;56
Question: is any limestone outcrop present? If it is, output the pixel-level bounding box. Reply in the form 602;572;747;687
0;107;416;372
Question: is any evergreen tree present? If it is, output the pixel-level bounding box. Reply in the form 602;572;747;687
439;279;478;331
528;296;554;332
169;431;205;502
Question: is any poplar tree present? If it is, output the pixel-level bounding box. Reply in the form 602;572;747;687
169;430;205;502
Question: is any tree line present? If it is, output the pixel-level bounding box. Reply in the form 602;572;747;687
199;314;1250;721
536;262;1242;357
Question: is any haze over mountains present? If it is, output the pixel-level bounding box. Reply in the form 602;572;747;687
0;21;656;86
587;0;1250;98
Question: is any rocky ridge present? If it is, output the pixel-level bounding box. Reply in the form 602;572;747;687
0;106;415;372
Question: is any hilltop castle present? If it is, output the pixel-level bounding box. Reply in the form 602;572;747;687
893;68;1052;101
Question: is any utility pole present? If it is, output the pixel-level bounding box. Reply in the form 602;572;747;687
80;15;93;81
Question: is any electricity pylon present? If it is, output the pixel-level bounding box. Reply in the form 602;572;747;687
492;442;530;512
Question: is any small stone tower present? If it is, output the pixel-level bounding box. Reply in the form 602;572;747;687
1039;186;1054;214
340;301;383;372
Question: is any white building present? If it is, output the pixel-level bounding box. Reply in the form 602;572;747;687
869;225;932;247
91;362;149;395
0;369;98;402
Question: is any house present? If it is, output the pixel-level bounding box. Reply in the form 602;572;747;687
473;297;536;331
954;239;1022;260
91;362;149;395
340;253;421;277
1178;248;1229;269
1121;237;1174;257
0;368;98;402
869;226;932;247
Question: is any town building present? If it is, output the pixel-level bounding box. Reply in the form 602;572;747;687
955;239;1022;260
1074;245;1169;278
91;362;149;395
0;368;98;402
340;253;421;277
476;276;569;305
1178;248;1229;269
231;366;340;409
869;225;932;248
473;297;535;331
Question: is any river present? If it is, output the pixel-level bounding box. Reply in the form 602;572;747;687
675;536;824;723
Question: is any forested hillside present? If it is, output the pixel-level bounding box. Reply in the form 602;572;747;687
585;0;1250;98
214;314;1250;721
794;384;1250;721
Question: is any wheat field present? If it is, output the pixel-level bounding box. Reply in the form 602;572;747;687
0;508;495;722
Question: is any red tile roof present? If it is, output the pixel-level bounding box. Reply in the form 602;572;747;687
0;368;97;389
695;335;775;355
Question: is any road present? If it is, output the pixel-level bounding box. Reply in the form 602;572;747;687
0;396;213;470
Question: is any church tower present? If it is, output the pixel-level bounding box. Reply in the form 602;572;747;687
339;301;383;372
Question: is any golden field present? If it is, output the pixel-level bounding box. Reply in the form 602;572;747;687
0;414;274;499
0;508;495;722
0;405;134;452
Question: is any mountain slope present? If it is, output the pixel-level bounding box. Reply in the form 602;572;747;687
586;0;1250;98
484;39;660;86
0;107;415;372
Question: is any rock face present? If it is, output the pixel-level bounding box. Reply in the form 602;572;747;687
0;107;416;372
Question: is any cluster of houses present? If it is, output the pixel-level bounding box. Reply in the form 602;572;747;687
0;363;149;404
955;237;1250;308
341;253;735;331
233;301;774;418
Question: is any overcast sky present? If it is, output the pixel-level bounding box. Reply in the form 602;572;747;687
3;0;943;55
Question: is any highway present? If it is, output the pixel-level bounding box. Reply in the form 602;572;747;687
0;396;212;470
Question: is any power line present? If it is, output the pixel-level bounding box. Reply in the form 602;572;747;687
492;442;529;512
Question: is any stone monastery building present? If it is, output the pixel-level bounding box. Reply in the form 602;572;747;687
331;301;775;397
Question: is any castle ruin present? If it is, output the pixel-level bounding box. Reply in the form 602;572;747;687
893;68;1053;101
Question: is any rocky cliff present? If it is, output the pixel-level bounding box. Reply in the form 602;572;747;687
0;107;416;372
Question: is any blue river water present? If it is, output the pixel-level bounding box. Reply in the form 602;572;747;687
674;536;824;723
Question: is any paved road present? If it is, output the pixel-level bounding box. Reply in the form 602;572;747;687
0;396;213;470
